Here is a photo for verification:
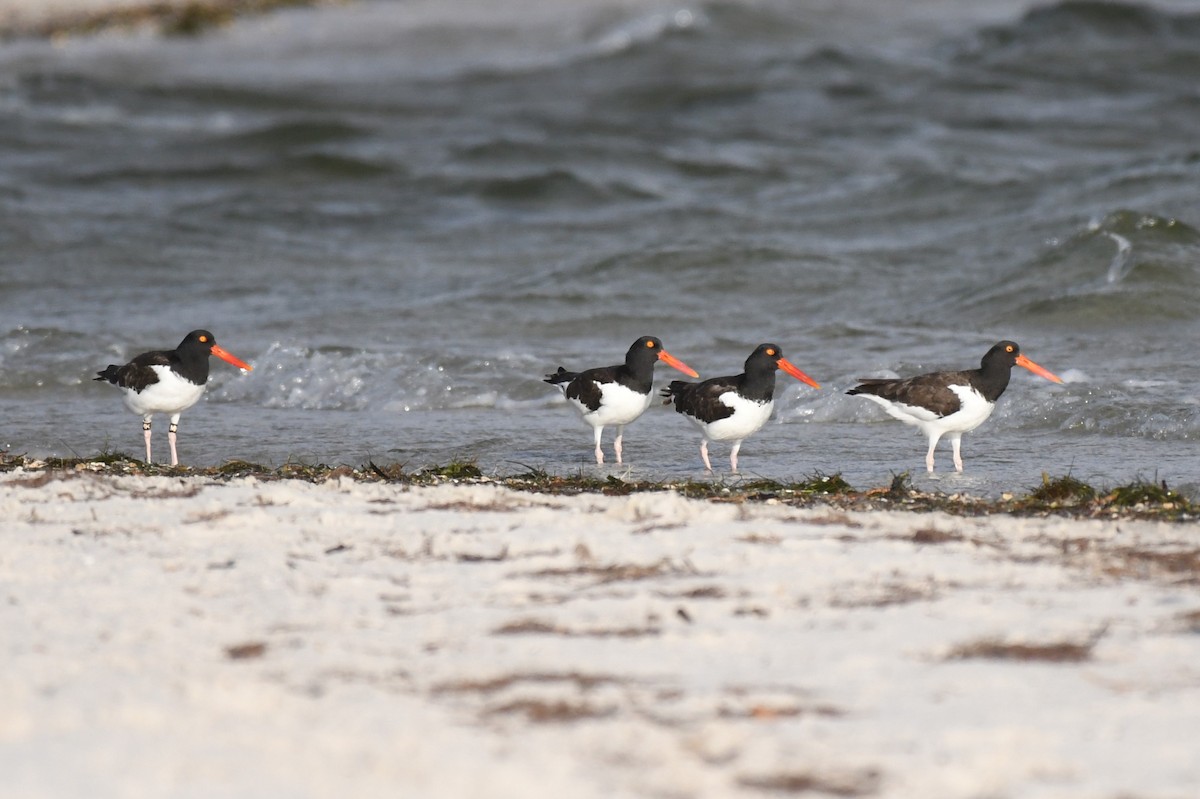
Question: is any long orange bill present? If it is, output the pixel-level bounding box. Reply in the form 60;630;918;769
777;357;821;389
1015;353;1062;384
658;349;699;378
211;344;253;372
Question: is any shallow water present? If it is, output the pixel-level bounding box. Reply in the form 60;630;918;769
2;0;1199;495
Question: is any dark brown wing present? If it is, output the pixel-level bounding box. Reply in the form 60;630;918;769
847;371;969;417
94;350;173;393
662;376;740;422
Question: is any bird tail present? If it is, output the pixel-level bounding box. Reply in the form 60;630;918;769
543;367;577;386
845;378;895;397
660;380;690;405
94;365;121;384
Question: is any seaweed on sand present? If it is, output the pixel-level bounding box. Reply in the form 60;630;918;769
2;455;1195;522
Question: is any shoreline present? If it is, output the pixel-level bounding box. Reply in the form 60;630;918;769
3;467;1199;797
2;452;1194;522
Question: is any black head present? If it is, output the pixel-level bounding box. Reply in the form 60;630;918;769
746;343;785;371
979;341;1024;374
179;330;218;354
624;336;670;373
626;335;664;361
177;330;253;371
623;336;698;380
745;343;821;388
981;340;1061;384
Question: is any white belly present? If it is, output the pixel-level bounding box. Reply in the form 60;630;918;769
569;382;651;428
692;393;774;442
122;366;207;418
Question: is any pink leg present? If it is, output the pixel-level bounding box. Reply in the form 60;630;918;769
142;418;153;464
700;440;713;471
593;426;604;465
925;435;939;473
614;425;625;465
950;434;964;473
168;415;181;467
729;440;742;473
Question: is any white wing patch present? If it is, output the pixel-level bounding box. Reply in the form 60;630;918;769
860;384;995;436
858;393;942;425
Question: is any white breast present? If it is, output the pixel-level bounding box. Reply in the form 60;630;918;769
122;365;207;417
691;392;774;442
939;384;995;434
569;381;652;428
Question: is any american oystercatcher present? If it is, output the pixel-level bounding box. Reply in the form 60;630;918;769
846;340;1062;473
661;343;821;473
94;329;253;466
544;335;698;465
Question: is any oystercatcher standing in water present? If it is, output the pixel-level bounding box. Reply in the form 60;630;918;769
846;340;1062;473
95;329;253;466
544;336;698;465
661;343;821;473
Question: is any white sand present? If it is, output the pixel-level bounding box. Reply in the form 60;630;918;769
2;469;1199;798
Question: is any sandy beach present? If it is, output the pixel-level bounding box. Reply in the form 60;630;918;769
3;467;1199;798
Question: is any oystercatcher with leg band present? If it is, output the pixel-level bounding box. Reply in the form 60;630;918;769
544;336;698;465
846;340;1062;473
95;329;253;466
661;343;820;473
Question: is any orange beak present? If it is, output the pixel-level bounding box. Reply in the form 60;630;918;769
777;357;820;389
1015;353;1061;384
211;344;253;372
658;349;699;378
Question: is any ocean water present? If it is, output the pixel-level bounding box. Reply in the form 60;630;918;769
2;0;1199;495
